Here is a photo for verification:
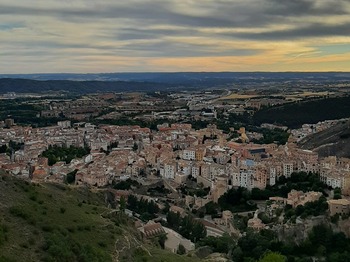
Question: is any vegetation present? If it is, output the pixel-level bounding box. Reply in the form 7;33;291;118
41;144;90;165
166;211;206;243
259;252;286;262
127;195;159;220
218;187;257;212
179;185;210;198
113;178;140;190
0;98;69;127
334;188;342;199
0;174;116;261
0;78;171;94
0;174;200;262
42;233;112;262
197;233;235;253
66;169;78;184
0;141;24;156
252;128;290;145
253;96;350;128
284;196;329;221
198;225;350;261
251;172;328;200
147;185;171;196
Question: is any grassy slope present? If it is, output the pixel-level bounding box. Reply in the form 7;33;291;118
0;173;199;262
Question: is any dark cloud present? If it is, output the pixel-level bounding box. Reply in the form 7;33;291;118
119;39;261;57
115;27;199;41
0;3;238;27
1;0;349;33
229;22;350;40
1;0;350;72
265;0;348;16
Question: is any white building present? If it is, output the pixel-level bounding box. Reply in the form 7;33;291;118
183;148;195;160
283;163;293;177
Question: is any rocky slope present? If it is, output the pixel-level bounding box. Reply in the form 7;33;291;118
299;119;350;158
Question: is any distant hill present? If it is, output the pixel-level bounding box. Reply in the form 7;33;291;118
1;72;350;93
253;96;350;128
1;72;350;82
0;78;172;94
299;119;350;158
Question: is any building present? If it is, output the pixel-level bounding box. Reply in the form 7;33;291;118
138;221;165;239
183;148;195;160
283;163;294;177
286;190;322;208
328;199;350;216
163;227;195;254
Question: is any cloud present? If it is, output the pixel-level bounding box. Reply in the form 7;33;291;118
265;0;348;16
1;0;350;72
227;22;350;40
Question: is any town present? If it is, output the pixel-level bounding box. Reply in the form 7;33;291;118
1;91;350;259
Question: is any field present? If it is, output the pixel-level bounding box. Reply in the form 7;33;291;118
284;91;334;100
218;93;259;100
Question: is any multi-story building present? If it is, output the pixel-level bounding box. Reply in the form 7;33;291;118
328;199;350;216
183;148;195;160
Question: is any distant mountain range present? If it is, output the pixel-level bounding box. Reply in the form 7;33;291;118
1;72;350;94
2;72;350;82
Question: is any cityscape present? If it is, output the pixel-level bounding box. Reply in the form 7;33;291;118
1;1;350;262
1;83;350;261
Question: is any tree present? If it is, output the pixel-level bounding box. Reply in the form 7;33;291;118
127;195;138;210
177;244;186;255
66;169;78;184
259;252;287;262
334;188;342;199
158;234;167;249
192;221;206;243
231;247;243;261
119;196;126;212
166;211;181;230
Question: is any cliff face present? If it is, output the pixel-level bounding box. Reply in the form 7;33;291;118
272;216;328;244
299;120;350;158
271;215;350;244
335;219;350;238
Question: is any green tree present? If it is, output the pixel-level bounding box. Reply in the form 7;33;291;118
166;211;181;230
231;246;243;261
259;252;287;262
177;244;186;255
119;196;126;212
158;234;167;249
66;169;78;184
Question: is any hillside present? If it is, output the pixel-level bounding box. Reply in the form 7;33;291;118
299;119;350;158
0;173;199;262
0;78;171;94
253;96;350;128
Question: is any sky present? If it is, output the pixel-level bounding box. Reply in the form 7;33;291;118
1;0;350;73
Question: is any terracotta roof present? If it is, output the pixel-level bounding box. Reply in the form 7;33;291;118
142;222;165;238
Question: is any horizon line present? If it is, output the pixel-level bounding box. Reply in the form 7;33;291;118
1;71;350;75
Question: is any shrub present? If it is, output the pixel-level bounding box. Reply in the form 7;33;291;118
9;206;30;220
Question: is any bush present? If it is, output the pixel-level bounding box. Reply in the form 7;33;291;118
0;224;9;246
9;206;30;220
41;225;54;232
177;244;186;255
